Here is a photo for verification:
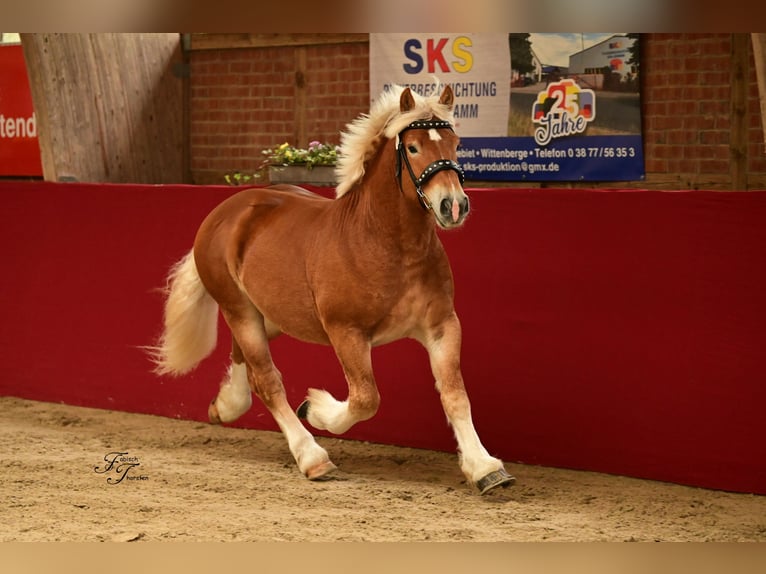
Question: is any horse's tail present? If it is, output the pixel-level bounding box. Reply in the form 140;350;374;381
148;250;219;376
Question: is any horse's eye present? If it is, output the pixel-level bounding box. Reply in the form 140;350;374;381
407;145;418;154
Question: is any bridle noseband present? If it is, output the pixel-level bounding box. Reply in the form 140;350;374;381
395;119;465;211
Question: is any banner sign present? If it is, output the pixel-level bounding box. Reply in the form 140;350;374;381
370;33;645;182
0;44;43;177
458;134;643;181
369;33;511;137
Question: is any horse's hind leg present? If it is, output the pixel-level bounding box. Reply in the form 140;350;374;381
222;308;336;480
208;336;252;424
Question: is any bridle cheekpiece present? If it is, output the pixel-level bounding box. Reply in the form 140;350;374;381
395;119;465;211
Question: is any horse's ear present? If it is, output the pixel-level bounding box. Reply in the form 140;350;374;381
439;85;454;110
400;88;416;113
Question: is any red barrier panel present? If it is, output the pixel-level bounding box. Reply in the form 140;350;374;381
1;181;765;494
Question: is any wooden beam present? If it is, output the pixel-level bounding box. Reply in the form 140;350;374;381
21;33;186;183
752;33;766;152
188;33;368;51
20;35;56;181
729;33;749;190
293;47;308;148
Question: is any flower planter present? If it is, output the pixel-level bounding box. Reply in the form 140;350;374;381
268;165;337;187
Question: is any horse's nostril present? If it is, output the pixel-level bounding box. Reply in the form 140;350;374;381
462;196;470;215
440;198;452;218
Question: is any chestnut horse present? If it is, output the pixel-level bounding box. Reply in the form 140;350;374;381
150;85;514;494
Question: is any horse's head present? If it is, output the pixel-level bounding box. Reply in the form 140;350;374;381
395;86;469;230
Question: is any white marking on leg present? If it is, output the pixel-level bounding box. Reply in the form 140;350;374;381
445;404;504;483
426;324;505;486
304;388;357;434
213;363;252;423
270;402;335;478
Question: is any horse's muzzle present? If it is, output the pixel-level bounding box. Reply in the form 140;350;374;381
436;195;470;228
439;196;470;223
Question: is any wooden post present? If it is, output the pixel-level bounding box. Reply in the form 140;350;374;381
294;47;308;148
752;34;766;153
729;34;749;190
20;33;186;183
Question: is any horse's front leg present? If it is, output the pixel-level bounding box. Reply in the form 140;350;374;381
297;328;380;435
422;312;515;494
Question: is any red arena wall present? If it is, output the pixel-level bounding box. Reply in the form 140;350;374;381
1;181;765;495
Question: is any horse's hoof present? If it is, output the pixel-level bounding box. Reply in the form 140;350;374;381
476;468;516;495
296;399;310;419
208;401;222;425
306;460;337;481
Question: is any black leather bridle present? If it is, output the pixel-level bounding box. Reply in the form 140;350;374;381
395;119;465;211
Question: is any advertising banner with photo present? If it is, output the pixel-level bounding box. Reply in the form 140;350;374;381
369;33;645;182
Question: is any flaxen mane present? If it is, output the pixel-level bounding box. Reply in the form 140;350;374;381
334;84;456;198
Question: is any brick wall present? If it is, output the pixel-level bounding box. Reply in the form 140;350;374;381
190;41;369;184
189;34;766;189
303;43;370;142
190;48;295;177
642;33;766;189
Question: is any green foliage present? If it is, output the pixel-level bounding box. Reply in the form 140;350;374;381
263;141;339;169
626;33;640;71
509;33;534;75
224;140;339;185
224;172;259;186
